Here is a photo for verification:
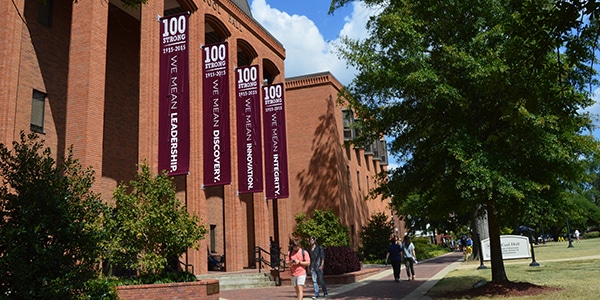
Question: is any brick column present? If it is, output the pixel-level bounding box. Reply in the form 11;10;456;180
0;0;24;145
65;0;109;177
138;0;163;169
186;11;208;274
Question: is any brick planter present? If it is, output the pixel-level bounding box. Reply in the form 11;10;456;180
278;268;381;286
117;280;219;300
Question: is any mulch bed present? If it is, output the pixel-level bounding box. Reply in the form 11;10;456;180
436;281;563;298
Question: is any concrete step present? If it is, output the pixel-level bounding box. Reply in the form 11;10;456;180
197;272;276;291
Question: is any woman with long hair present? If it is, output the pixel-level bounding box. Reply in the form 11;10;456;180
402;236;417;281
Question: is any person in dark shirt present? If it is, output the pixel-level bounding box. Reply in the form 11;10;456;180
308;236;328;298
385;236;403;282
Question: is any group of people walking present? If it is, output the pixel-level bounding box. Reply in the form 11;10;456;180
385;235;417;282
285;234;417;300
286;236;328;300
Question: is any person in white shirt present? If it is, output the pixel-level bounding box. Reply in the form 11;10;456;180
402;236;417;281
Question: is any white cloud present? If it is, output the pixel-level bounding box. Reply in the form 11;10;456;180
250;0;375;85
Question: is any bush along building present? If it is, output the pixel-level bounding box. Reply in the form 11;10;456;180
1;0;392;275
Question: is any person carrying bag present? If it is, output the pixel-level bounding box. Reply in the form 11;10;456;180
402;236;417;281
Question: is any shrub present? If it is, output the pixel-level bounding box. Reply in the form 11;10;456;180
293;209;349;247
323;246;361;275
358;212;394;262
105;163;207;276
583;231;600;239
0;132;112;299
412;237;452;260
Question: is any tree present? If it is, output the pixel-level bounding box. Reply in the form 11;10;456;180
330;0;599;283
293;209;349;247
0;132;111;298
105;163;206;276
358;212;394;261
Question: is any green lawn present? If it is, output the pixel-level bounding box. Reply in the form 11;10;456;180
428;238;600;299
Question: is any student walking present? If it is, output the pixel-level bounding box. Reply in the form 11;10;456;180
308;236;328;299
286;239;310;300
402;236;417;281
385;236;403;282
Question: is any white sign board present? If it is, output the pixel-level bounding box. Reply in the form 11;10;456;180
481;235;531;261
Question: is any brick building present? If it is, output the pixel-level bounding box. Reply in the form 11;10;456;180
1;0;393;275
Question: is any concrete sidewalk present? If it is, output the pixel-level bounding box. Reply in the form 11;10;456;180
219;251;464;300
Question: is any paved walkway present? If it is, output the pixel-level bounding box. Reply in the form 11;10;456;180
219;251;464;300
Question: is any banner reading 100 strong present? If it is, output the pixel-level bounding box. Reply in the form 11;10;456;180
202;42;231;186
158;13;190;176
262;83;289;199
236;65;263;193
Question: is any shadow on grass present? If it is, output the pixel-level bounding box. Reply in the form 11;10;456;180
427;275;487;297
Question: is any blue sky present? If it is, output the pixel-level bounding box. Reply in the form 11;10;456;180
250;0;377;85
250;0;600;168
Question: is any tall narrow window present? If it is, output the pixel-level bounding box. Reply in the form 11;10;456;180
379;139;389;165
347;165;351;187
342;109;354;141
210;224;217;253
31;90;46;133
38;0;53;26
356;170;361;191
372;140;381;160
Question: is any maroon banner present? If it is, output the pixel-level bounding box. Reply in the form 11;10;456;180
203;42;231;186
236;65;263;193
158;13;190;176
262;83;289;199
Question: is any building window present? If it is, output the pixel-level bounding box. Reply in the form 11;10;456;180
38;0;53;27
367;175;370;192
30;90;46;133
342;109;355;141
379;139;389;166
347;165;351;187
210;224;217;253
364;143;374;156
356;171;361;191
372;140;381;161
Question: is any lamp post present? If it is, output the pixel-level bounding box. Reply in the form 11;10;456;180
529;233;539;267
477;232;487;270
566;217;574;248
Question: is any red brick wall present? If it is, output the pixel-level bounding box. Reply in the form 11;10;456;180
101;4;142;195
3;0;391;277
285;73;391;249
117;280;220;300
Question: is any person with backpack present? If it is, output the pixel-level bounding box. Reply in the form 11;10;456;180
308;236;328;299
287;239;310;300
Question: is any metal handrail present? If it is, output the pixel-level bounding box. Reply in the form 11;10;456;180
179;260;194;275
255;246;286;285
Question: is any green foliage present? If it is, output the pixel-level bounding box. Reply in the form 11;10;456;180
412;237;452;261
105;163;206;276
82;277;119;300
331;0;600;282
358;212;394;261
0;132;111;299
293;209;349;247
583;231;600;239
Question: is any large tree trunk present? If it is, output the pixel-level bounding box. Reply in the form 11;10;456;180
471;205;489;261
486;201;509;283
